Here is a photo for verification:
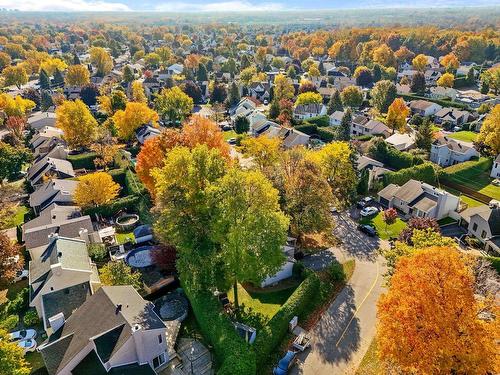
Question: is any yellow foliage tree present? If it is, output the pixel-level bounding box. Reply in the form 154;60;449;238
2;65;28;89
386;98;409;134
112;102;159;140
377;247;499;374
295;91;322;106
477;104;500;155
39;57;67;76
437;72;455;88
273;73;295;101
241;135;282;171
89;47;113;77
308;64;321;78
131;80;147;103
440;52;460;71
412;53;428;71
372;43;395;67
0;94;35;117
55;100;98;148
65;65;90;86
74;172;120;208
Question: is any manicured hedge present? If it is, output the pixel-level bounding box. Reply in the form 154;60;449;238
294;123;336;142
183;282;256;375
108;168;126;186
253;270;320;368
294;123;317;135
383;162;437;186
369;139;423;170
67;152;98;170
317;127;336;142
125;169;147;196
304;115;330;127
83;195;141;217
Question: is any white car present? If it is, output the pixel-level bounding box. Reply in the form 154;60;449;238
14;269;29;282
17;339;37;354
360;206;379;217
10;329;37;342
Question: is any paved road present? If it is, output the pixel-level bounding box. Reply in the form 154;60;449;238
292;213;387;375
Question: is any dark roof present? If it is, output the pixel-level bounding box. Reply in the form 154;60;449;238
72;350;155;375
42;282;91;327
94;324;128;363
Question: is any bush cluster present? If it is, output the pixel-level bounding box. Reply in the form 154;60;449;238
23;309;40;326
83;195;141;217
384;162;437;186
67;152;98;170
370;138;423;170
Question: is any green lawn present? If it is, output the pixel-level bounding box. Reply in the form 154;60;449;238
441;186;485;208
448;131;478;143
115;231;135;244
1;204;29;230
360;212;407;240
228;282;298;321
26;351;47;375
355;338;381;375
223;130;237;141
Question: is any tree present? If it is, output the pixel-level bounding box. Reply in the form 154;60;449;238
372;44;395;67
295;91;322;106
113;102;159;140
151;244;177;273
277;99;293;126
154;86;194;124
298;80;317;94
437;72;454;88
65;64;90;86
481;66;500;94
89;47;113;77
90;142;120;170
234;116;250;134
80;84;99;107
156;46;172;67
39;69;50;90
74;172;120;208
99;261;142;290
312;141;357;208
5;116;26;145
354;66;373;87
410;71;426;94
0;328;31;375
398;217;440;244
412;53;428;71
382;208;398;234
2;65;28;89
182;81;203;104
0;94;35;117
273;73;294;101
210;83;227;104
372;64;382;83
415;117;434;151
477;104;500;155
40;90;53;111
39;57;67;76
182;115;230;158
0;142;31;183
56;100;98;148
377;247;498;374
211;168;289;309
53;69;64;87
144;53;161;69
440;52;460;72
341;85;363;108
370;80;397;113
327;90;343;115
287;65;297;79
122;65;134;83
131;80;147;103
335;108;351;141
196;63;208;81
0;233;24;285
0;52;11;71
227;82;240;106
386;98;409;133
268;99;280;119
394;46;414;63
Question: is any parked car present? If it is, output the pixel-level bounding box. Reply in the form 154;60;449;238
356;197;374;209
13;269;29;282
273;350;297;375
17;339;37;354
357;224;377;237
360;206;379;217
227;138;237;145
222;125;233;131
9;329;37;342
329;205;338;214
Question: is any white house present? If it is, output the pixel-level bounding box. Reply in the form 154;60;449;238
262;238;296;287
329;110;344;126
460;205;500;254
491;155;500;178
351;115;391;138
385;132;416;151
429;86;457;100
378;179;460;220
409;100;442;117
430;136;479;167
293;103;327;121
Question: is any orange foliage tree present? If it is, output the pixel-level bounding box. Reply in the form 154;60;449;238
377;247;499;374
181;115;230;158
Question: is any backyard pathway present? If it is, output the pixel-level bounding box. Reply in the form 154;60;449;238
293;213;387;375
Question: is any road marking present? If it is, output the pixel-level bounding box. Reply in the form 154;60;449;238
335;261;380;347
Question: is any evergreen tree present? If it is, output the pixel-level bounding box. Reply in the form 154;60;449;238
269;99;280;119
228;82;240;106
480;80;489;94
466;67;475;84
337;108;352;141
234;116;250;134
287;65;297;79
372;64;382;82
53;69;64;87
196;63;208;81
327;90;343;115
122;65;134;83
39;69;50;90
415;118;434;151
73;53;81;65
40;90;53;111
318;60;325;75
410;72;426;95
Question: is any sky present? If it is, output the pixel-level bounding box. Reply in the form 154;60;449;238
0;0;497;12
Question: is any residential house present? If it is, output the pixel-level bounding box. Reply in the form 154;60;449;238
28;236;101;333
318;86;336;101
33;138;68;162
424;69;442;85
456;89;494;108
329;110;344;126
250;117;279;136
397;69;417;81
136;125;161;145
64;86;82;100
31;127;64;151
385;132;416;151
460;205;500;254
434;107;470;126
330;76;356;91
248;82;271;102
28;112;57;131
430;136;479;167
29;179;78;214
165;63;183;78
351;115;391;138
261;238;296;287
293;103;327;121
378;179;460;220
38;285;175;375
230;97;258;118
261;125;310;149
142;77;162;98
409;100;442;117
491;155;500;178
456;63;476;77
429;86;457;100
396;84;411;95
27;158;75;187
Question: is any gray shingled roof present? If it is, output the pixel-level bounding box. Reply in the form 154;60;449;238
42;282;91;327
393;180;424;203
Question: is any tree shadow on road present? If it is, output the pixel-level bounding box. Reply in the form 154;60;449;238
334;215;380;262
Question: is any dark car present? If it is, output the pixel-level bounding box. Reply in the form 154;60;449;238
357;224;377;237
273;351;297;375
356;197;374;209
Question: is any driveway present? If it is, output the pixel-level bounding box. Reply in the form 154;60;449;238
440;223;467;239
293;213;387;375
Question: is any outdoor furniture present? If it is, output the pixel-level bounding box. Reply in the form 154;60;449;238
292;333;311;352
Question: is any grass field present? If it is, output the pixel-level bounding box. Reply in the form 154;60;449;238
223;130;237;141
355;338;381;375
0;204;29;230
360;212;407;240
447;131;478;143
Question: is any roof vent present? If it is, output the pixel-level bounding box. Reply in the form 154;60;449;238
116;304;122;314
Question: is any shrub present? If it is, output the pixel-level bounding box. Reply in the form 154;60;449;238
23;309;40;326
317;127;336;142
384;162;437;186
305;115;330;127
125;169;147;196
484;257;500;275
88;243;107;262
83;195;141;217
67;152;98;170
0;314;19;330
5;288;28;315
294;123;317;135
253;271;320;368
108;168;126;186
327;261;346;282
369;138;423;170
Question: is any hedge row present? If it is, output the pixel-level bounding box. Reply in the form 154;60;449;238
83;195;141;217
438;157;492;181
384;162;437;186
108;168;126;186
183;283;256;375
125;169;147;196
317;127;336;142
253;270;320;368
67;152;98;170
294;123;336;142
370;139;423;170
304;115;330;127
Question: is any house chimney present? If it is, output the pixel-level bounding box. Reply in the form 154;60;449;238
48;232;59;242
78;228;89;243
116;304;122;314
49;312;65;332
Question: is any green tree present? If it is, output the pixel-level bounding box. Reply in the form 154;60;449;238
340;85;363;108
99;261;142;290
196;63;208;81
122;65;134;83
269;99;280;119
372;64;382;82
53;69;64;87
234;116;250;134
40;90;53;111
228;82;240;106
39;69;50;90
415;118;434;151
287;65;297;79
211;168;289;309
327;89;343;115
154;86;194;124
0;329;30;375
0;142;31;183
370;80;397;113
410;72;426;95
337;108;352;141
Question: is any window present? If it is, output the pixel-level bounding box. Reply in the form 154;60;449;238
153;352;166;369
481;230;487;239
158;334;163;344
472;223;478;231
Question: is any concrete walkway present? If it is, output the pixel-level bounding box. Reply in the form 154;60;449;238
292;213;387;375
